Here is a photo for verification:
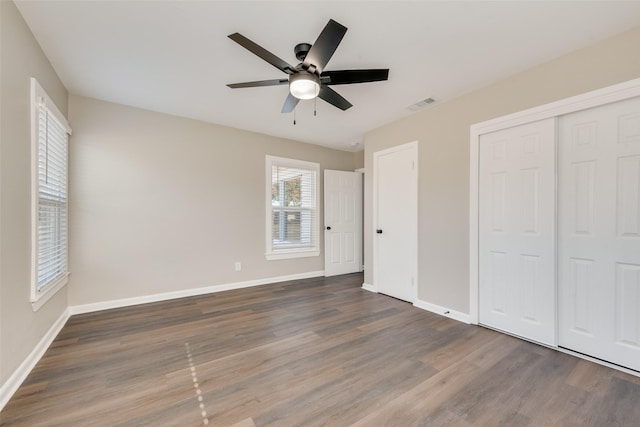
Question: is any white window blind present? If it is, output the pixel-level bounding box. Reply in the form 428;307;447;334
266;156;320;260
31;78;71;307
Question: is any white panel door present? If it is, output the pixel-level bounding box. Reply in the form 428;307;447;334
479;118;556;346
559;96;640;371
373;142;417;302
324;170;362;277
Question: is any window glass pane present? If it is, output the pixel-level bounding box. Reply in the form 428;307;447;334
271;166;315;208
272;210;314;249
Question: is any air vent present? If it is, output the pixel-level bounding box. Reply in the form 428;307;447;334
407;97;436;111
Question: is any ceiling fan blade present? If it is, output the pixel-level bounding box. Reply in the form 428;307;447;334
228;33;295;74
322;69;389;85
303;19;347;75
318;86;352;111
281;93;300;113
227;79;288;89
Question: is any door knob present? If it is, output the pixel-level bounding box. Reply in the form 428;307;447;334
376;229;383;234
326;226;331;230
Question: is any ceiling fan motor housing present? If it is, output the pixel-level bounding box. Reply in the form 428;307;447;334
294;43;312;61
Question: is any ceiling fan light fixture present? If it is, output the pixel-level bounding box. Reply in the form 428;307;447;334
289;72;319;100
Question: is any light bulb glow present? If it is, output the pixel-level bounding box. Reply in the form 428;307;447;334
289;73;320;100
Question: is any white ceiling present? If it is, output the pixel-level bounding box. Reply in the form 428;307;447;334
15;1;640;152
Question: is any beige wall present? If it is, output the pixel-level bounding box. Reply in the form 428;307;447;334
67;96;357;305
352;150;364;169
364;26;640;314
0;1;69;386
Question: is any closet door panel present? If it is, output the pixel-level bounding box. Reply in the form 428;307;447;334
559;96;640;371
479;118;556;346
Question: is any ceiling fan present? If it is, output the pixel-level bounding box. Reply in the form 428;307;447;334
226;19;389;113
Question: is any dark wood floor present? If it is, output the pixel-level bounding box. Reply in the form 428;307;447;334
2;273;640;426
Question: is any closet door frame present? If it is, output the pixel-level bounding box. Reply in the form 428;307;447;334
470;78;640;332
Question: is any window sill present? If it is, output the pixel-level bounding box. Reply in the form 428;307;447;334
31;272;69;312
266;250;320;261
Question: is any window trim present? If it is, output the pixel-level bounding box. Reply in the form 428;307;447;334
30;78;71;311
265;155;320;260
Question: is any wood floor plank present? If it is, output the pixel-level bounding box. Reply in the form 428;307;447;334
565;359;614;396
2;272;639;427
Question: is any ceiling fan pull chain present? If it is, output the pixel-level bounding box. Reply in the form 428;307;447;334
293;108;296;125
314;96;317;117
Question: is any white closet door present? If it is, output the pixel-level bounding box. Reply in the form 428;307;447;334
559;96;640;371
479;118;556;346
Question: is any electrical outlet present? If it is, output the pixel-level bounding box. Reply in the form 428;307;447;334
234;262;241;272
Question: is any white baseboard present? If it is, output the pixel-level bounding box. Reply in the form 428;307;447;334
361;282;377;293
1;308;70;411
413;298;471;324
69;270;325;315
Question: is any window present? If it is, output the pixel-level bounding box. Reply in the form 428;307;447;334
30;78;71;310
266;156;320;260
